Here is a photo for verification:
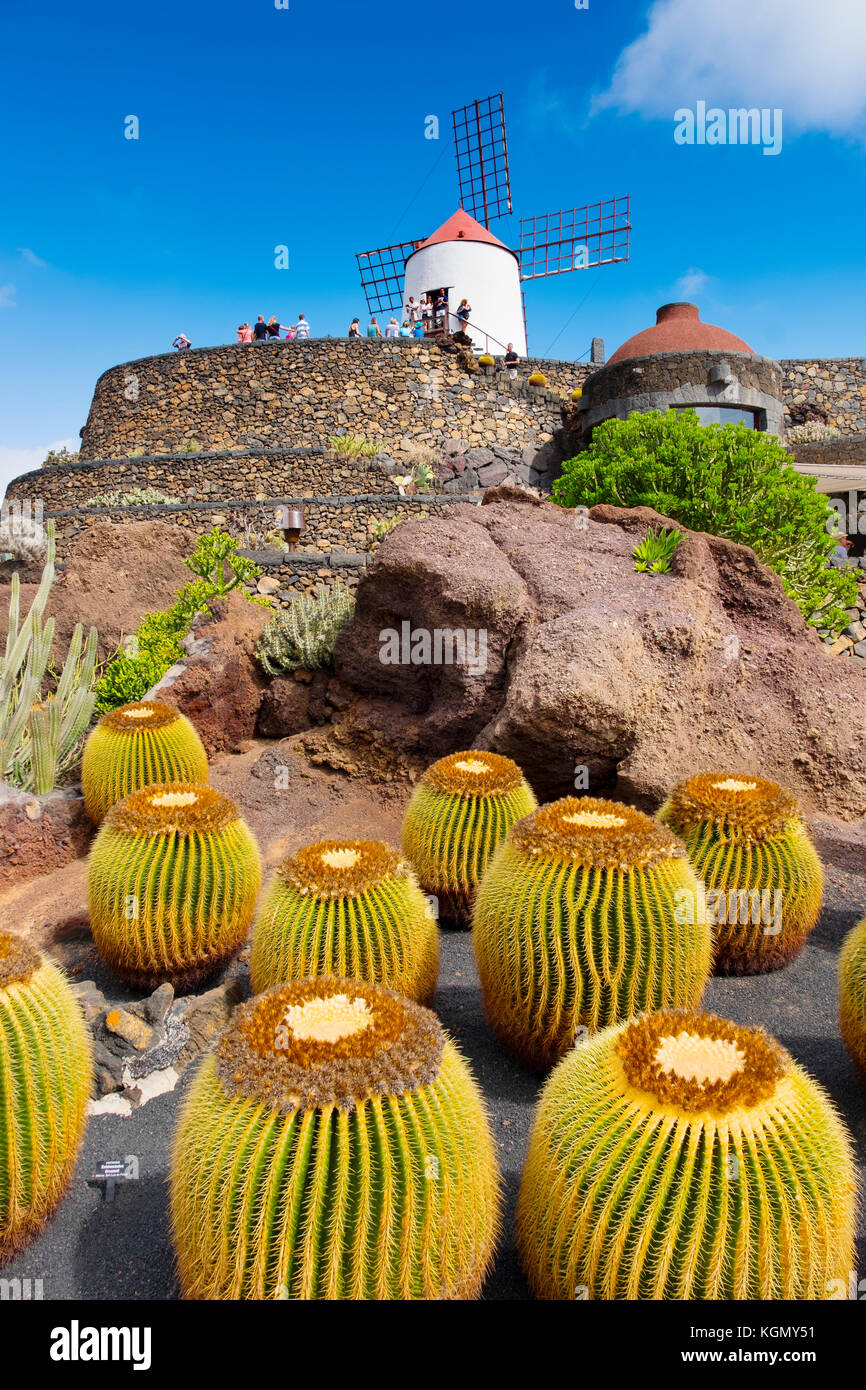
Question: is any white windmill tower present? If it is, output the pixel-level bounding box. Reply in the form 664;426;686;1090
403;209;527;355
356;93;631;358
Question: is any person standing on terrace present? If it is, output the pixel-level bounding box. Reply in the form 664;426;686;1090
294;313;311;339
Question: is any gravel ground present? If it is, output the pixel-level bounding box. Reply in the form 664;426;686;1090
4;827;866;1303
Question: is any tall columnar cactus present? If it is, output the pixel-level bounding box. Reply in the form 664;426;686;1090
1;520;98;793
658;772;823;974
839;917;866;1086
517;1009;855;1300
250;840;439;1003
88;782;261;989
0;932;92;1262
81;700;209;825
472;797;711;1068
171;976;500;1299
401;751;537;924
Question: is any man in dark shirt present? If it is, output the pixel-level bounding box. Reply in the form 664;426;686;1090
504;343;519;367
253;315;269;341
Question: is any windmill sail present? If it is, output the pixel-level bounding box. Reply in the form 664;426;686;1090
518;197;631;280
452;93;512;228
356;241;425;317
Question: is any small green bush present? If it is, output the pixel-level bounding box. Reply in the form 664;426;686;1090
95;529;268;712
42;447;79;468
552;410;856;634
327;434;383;458
257;585;355;676
633;526;681;573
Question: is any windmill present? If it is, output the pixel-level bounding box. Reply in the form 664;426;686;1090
355;92;631;357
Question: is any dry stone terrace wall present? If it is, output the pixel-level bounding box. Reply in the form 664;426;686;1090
781;359;866;434
6;447;393;510
28;494;478;600
78;339;575;464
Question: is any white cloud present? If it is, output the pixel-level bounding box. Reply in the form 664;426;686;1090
594;0;866;136
0;284;16;308
18;248;48;268
675;267;710;299
0;437;78;506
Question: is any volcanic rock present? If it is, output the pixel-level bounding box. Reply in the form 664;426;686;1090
331;497;866;817
149;591;270;756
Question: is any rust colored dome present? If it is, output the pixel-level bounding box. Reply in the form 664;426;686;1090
607;303;754;365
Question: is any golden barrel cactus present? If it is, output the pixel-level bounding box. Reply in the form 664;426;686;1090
518;1009;855;1300
171;976;500;1299
0;933;92;1262
401;750;537;924
88;782;261;989
472;797;711;1068
840;917;866;1086
82;700;208;825
659;772;823;974
250;839;439;1002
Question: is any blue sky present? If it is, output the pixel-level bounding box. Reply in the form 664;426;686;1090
1;0;864;497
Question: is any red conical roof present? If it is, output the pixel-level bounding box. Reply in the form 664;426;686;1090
413;208;512;252
607;303;754;365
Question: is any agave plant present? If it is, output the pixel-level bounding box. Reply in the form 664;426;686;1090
632;525;682;574
1;521;98;793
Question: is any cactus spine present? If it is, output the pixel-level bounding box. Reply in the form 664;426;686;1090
250;839;439;1003
171;976;500;1299
472;797;711;1068
659;772;823;973
88;782;261;989
839;917;866;1086
518;1009;856;1300
401;751;537;924
0;932;92;1261
82;700;209;825
1;520;98;793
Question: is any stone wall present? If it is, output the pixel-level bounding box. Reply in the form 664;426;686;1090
78;339;572;464
574;349;785;437
781;358;866;434
790;434;866;470
5;447;394;510
33;493;477;575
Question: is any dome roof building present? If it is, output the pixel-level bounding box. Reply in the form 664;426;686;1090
575;302;784;439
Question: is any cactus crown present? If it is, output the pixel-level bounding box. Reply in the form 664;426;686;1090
216;976;444;1113
98;700;183;733
423;750;525;798
277;839;407;899
665;772;799;840
616;1009;786;1115
0;931;40;989
509;797;686;869
105;782;239;837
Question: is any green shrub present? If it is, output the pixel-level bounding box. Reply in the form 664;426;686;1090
257;585;355;675
96;529;268;713
327;434;383;458
633;526;682;573
552;410;856;633
371;517;400;542
41;447;79;468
